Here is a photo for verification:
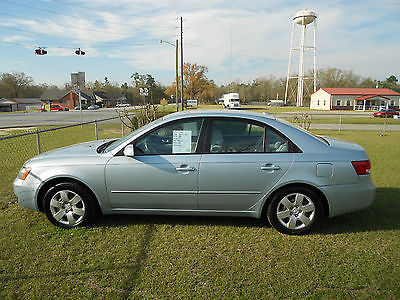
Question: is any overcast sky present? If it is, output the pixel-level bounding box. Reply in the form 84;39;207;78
0;0;399;87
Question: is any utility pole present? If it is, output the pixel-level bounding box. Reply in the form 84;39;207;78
175;39;179;112
180;16;184;111
160;39;179;112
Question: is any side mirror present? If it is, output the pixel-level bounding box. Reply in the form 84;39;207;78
123;144;135;157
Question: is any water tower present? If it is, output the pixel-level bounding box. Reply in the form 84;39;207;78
284;9;317;107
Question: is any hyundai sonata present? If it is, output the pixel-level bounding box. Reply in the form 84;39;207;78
14;110;375;234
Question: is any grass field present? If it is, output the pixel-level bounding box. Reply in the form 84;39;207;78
1;122;400;298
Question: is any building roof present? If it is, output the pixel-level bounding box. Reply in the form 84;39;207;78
354;94;390;101
41;89;68;100
9;98;41;104
0;98;16;105
319;88;400;96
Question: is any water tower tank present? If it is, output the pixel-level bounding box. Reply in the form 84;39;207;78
293;9;316;25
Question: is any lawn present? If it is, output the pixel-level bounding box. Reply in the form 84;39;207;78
307;116;400;125
1;124;399;298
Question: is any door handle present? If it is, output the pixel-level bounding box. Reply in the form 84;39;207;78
176;167;196;172
261;164;281;171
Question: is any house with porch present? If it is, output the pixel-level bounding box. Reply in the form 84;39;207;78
93;91;127;107
0;98;41;112
310;88;400;111
40;89;94;109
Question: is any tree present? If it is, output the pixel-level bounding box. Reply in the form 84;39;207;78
165;63;215;104
379;75;400;92
0;72;34;98
317;68;376;89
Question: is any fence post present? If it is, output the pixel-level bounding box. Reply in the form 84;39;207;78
36;129;41;154
122;122;125;137
338;114;342;133
94;120;98;140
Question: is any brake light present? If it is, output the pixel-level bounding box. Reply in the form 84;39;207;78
351;160;371;175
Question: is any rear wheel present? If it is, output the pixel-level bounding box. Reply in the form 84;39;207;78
267;187;323;235
43;182;97;229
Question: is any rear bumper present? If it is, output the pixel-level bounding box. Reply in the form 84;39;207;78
321;177;376;217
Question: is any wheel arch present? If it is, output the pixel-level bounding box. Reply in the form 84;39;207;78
261;182;330;219
36;177;101;215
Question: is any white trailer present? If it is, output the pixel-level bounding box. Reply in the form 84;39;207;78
221;93;241;109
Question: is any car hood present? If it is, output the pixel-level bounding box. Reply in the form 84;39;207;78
24;140;111;166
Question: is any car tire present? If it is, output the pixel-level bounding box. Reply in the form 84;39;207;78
267;186;323;235
43;182;97;229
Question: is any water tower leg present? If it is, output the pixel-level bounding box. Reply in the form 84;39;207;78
285;22;295;105
297;23;306;107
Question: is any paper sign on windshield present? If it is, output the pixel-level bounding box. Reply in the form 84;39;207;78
173;130;191;153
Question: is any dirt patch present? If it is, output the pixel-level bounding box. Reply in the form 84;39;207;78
0;127;37;135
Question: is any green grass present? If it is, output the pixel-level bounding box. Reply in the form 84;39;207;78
1;123;400;298
311;116;400;125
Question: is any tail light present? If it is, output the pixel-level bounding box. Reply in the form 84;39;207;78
351;160;371;175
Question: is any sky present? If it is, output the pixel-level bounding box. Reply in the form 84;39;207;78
0;0;399;88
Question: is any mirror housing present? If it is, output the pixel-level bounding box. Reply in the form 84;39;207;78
123;144;135;157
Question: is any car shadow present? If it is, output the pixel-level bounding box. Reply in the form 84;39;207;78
92;214;265;229
315;187;400;235
91;187;399;234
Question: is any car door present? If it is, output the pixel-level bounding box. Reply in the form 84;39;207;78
105;118;204;210
198;118;294;211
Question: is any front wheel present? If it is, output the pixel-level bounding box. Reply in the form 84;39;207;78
43;182;97;229
267;187;323;235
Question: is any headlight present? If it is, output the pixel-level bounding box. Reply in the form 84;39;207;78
18;167;31;180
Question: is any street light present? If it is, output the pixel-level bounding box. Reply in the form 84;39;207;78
160;39;180;112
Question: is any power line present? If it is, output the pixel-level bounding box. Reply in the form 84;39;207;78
0;39;155;49
0;0;175;30
0;11;130;37
0;24;161;46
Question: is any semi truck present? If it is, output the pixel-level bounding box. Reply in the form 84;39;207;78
220;93;241;109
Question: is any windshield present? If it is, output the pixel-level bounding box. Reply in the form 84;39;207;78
103;118;164;153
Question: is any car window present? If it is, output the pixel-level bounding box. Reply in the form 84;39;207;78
265;128;290;153
135;119;203;155
209;119;265;153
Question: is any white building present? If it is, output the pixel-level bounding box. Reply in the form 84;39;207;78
310;88;400;111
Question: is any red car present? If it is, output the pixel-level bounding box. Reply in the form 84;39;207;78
373;109;399;118
39;105;69;112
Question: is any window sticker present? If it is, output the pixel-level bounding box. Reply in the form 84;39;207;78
173;130;192;153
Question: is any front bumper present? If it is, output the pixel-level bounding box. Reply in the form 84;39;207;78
13;175;42;211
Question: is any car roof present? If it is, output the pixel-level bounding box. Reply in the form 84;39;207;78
161;109;273;123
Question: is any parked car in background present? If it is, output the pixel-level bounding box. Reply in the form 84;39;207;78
116;103;130;107
87;104;99;110
14;110;375;235
373;109;399;118
74;104;88;110
39;104;69;112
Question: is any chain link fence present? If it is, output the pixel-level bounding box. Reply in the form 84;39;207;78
0;116;128;209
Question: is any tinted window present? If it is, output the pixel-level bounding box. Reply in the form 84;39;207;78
135;119;203;155
265;128;290;153
209;119;265;153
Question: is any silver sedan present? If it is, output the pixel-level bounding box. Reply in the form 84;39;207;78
14;110;375;234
